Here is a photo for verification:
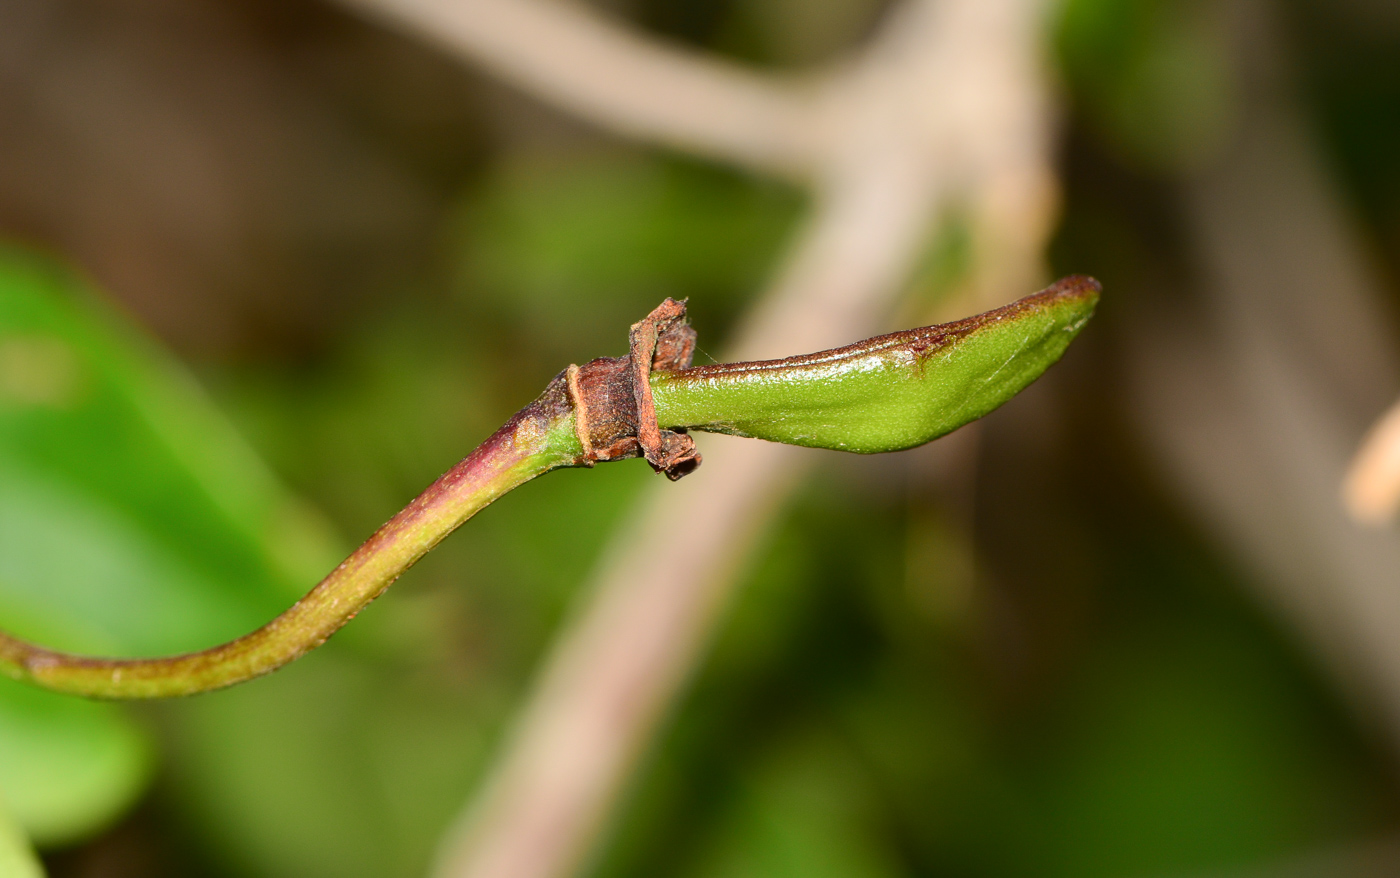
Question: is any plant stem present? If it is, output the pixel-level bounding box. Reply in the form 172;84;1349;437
0;281;1095;700
0;375;583;698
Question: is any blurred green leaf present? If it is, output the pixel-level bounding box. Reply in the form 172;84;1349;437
167;653;463;878
0;245;343;845
0;247;342;653
684;732;902;878
595;467;1396;878
0;678;148;850
1021;611;1387;878
0;797;45;878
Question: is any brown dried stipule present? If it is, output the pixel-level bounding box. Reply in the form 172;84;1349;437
566;298;702;480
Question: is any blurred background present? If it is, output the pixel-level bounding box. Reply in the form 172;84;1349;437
2;0;1400;875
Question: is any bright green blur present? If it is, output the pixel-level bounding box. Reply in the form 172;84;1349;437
0;806;42;878
651;288;1097;453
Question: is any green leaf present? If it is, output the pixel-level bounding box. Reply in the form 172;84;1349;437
683;731;902;878
0;245;342;842
0;800;45;878
0;678;149;849
652;277;1099;453
0;249;342;654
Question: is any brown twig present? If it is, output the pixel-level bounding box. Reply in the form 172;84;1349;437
1130;0;1400;748
334;0;822;177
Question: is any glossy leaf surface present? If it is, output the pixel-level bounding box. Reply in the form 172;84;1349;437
651;277;1099;453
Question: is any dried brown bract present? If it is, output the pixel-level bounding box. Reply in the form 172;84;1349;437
567;298;701;480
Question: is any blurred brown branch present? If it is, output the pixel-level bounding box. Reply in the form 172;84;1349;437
336;0;822;177
1130;0;1400;748
329;1;1059;876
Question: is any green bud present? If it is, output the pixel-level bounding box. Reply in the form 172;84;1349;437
650;276;1100;453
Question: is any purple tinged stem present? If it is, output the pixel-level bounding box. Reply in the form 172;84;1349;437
0;382;583;698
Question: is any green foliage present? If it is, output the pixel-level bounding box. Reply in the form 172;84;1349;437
595;477;1394;878
0;248;339;845
0;249;340;654
165;651;493;878
0;802;43;878
0;678;147;851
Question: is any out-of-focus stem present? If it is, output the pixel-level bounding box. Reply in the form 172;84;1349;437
336;0;821;177
0;377;583;699
1132;0;1400;753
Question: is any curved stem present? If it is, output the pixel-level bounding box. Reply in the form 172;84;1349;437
0;375;584;699
0;279;1095;700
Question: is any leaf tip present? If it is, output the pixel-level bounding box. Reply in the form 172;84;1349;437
1039;274;1102;307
